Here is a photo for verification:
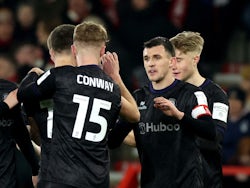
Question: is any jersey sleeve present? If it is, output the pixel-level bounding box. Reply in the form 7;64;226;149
181;90;216;140
17;70;56;102
108;89;141;149
22;101;37;117
210;92;229;133
108;117;134;149
0;101;10;116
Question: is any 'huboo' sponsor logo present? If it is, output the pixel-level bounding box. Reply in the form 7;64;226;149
139;122;180;134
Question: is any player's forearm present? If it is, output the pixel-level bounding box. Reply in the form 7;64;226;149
13;114;40;175
114;76;140;122
110;73;132;101
180;114;216;140
0;89;19;116
3;89;18;109
123;131;136;147
120;97;140;123
108;121;134;149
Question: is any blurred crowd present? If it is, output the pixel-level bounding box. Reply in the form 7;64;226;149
2;0;250;186
0;0;250;90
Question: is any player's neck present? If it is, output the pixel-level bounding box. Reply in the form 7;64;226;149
152;75;175;90
54;55;75;67
76;51;100;66
77;56;100;66
186;72;205;87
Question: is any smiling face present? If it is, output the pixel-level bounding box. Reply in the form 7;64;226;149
172;49;198;82
143;45;173;85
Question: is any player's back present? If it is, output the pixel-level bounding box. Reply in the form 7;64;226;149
44;65;121;188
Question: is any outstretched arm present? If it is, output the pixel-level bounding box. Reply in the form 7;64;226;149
154;96;216;140
108;117;137;149
17;68;54;102
11;106;40;178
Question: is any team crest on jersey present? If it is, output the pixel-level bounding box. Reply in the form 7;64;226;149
138;101;147;110
169;98;176;106
139;122;146;134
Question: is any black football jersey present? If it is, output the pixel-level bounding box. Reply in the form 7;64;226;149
23;98;53;180
0;79;39;188
197;79;229;188
18;65;121;188
133;79;210;188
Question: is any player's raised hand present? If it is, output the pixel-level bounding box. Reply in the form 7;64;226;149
28;67;44;76
102;51;120;81
4;89;18;109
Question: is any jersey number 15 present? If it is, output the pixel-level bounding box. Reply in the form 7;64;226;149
72;94;111;142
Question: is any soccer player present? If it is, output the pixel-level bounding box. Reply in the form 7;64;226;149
108;36;216;187
19;24;76;187
170;31;229;188
0;79;39;188
17;21;139;188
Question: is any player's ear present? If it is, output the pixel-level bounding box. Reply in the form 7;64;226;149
169;56;176;68
100;45;106;57
49;49;55;62
71;44;77;56
193;55;200;64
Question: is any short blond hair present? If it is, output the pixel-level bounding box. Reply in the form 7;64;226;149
170;31;204;55
73;21;108;48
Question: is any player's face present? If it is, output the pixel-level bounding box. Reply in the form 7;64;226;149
143;45;172;83
172;49;196;81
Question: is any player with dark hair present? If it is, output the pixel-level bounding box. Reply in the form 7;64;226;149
17;21;139;188
170;31;229;188
108;36;216;187
19;24;76;187
0;79;39;188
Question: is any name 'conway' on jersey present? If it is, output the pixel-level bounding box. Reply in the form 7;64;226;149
17;65;121;188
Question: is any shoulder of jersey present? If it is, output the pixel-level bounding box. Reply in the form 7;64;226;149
204;81;227;96
0;79;17;90
181;81;200;92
